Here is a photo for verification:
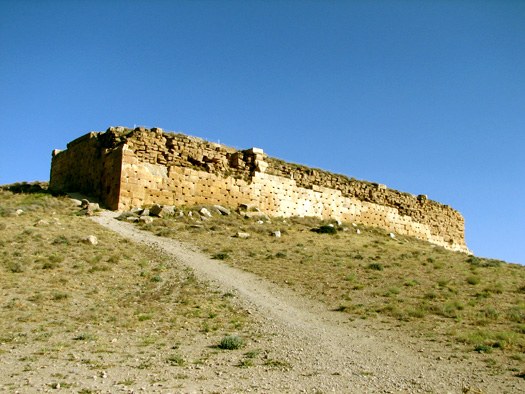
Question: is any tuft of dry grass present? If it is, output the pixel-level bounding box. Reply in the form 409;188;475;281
138;204;525;373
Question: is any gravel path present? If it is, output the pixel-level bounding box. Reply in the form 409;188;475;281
92;211;522;393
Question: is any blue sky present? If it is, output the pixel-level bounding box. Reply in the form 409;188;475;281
1;0;523;264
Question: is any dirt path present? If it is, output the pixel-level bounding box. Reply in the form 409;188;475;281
92;211;522;393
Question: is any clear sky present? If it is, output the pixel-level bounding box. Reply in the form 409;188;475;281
1;0;523;264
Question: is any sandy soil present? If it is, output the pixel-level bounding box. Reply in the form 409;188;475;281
86;211;523;394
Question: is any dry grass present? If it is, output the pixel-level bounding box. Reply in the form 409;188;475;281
139;205;525;374
0;191;254;391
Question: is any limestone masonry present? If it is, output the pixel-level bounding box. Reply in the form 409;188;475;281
50;126;469;253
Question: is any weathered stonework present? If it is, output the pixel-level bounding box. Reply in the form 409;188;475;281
50;126;469;253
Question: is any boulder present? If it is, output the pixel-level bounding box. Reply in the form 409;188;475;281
235;232;250;239
199;207;212;217
139;216;153;224
82;235;98;245
85;203;100;216
213;205;231;216
150;204;175;217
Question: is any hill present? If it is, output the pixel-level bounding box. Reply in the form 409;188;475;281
1;188;524;392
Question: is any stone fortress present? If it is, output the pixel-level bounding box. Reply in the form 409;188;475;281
50;126;469;253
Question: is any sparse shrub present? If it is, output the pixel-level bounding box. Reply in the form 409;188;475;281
466;276;480;285
475;344;493;353
481;307;499;320
52;292;68;301
218;335;244;350
73;333;95;341
263;359;291;369
312;225;337;234
275;252;287;258
7;261;24;273
367;263;384;271
507;306;525;323
212;252;229;260
424;291;437;300
407;307;427;318
237;359;254;368
244;350;260;358
404;279;418;287
42;261;58;270
467;256;502;268
51;235;69;245
166;354;185;366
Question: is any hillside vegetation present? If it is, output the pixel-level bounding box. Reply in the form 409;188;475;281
137;204;525;376
0;190;254;392
1;188;524;390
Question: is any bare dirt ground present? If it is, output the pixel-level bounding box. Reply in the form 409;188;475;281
90;211;523;393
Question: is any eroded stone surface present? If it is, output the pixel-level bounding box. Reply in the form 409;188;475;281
50;126;469;252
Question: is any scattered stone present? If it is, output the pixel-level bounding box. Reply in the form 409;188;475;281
271;230;281;238
85;203;100;216
70;198;82;207
80;199;90;209
34;219;49;226
150;204;175;217
82;235;98;245
244;211;270;220
141;208;150;216
149;204;163;216
116;211;136;221
200;207;212;217
15;209;24;216
356;229;361;235
126;216;139;223
139;216;153;224
213;205;231;216
328;224;334;228
352;223;357;227
235;232;251;239
336;220;342;226
389;233;396;239
256;220;264;225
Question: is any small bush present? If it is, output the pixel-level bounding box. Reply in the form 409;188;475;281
312;225;337;234
218;335;244;350
7;262;24;273
475;344;493;353
212;252;229;260
466;276;480;285
166;354;185;366
367;263;384;271
52;235;69;245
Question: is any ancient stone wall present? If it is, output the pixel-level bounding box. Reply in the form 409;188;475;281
50;126;469;253
49;132;123;208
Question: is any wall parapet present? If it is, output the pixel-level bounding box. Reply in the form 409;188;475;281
50;126;469;253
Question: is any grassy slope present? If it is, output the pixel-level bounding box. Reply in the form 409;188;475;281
139;207;525;377
0;191;252;392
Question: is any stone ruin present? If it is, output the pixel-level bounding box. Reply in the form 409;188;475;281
50;126;469;253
